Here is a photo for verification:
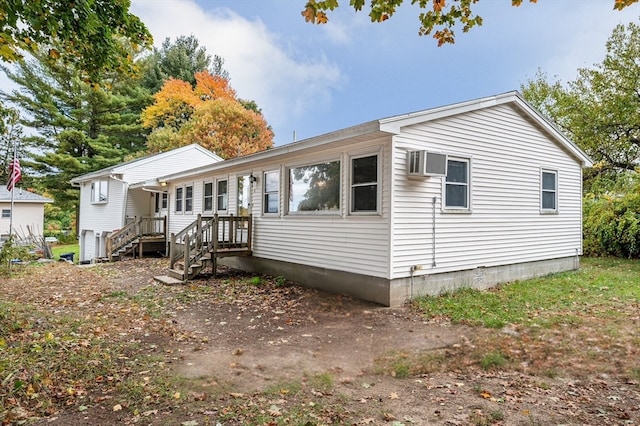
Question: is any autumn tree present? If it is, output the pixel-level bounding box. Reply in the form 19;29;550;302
302;0;639;46
139;35;229;93
0;0;152;82
142;71;273;158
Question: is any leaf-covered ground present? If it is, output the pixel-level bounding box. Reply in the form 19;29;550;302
1;258;639;425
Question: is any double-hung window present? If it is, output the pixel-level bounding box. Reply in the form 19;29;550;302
217;179;228;211
541;169;558;212
203;182;214;212
184;185;193;212
444;157;470;210
91;180;108;203
263;171;279;214
1;209;10;218
175;187;183;212
350;154;378;213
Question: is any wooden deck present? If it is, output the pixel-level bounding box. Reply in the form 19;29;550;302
168;214;252;280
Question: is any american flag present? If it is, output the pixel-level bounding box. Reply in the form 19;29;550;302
7;156;21;191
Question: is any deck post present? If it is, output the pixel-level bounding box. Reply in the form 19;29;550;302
213;214;219;277
184;233;190;279
169;233;176;268
230;214;236;245
247;215;252;250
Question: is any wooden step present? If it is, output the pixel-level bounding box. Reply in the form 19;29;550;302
167;269;186;280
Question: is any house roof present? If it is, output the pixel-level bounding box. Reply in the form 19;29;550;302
70;144;224;184
156;91;592;183
0;186;53;203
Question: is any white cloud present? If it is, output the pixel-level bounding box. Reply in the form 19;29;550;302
131;0;344;143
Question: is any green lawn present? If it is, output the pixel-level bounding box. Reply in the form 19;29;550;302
50;243;80;263
412;256;640;328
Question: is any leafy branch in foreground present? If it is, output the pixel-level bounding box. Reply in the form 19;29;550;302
302;0;638;46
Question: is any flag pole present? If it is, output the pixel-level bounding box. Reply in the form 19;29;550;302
8;142;17;239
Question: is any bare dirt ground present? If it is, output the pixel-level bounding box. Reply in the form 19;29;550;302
4;258;638;425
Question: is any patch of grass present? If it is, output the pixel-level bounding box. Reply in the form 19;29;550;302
479;351;508;370
307;372;333;392
249;276;262;286
275;275;287;287
412;257;640;328
51;243;79;263
263;380;302;397
374;350;446;378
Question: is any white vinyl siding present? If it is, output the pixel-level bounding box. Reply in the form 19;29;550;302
164;137;392;279
390;104;584;278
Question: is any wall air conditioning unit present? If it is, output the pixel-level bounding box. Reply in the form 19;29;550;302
407;150;447;177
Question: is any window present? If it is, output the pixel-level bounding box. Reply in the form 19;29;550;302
175;187;183;212
444;158;470;210
289;160;340;213
185;185;193;212
263;171;279;214
351;154;378;213
161;193;168;210
541;169;558;212
237;175;251;216
1;209;10;218
217;179;228;211
91;180;108;203
203;182;213;212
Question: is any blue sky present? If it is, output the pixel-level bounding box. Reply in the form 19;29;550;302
3;1;638;147
129;1;639;145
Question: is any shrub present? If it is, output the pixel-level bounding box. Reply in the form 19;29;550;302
583;174;640;258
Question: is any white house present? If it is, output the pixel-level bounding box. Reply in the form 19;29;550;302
0;187;52;241
70;144;223;262
149;92;592;306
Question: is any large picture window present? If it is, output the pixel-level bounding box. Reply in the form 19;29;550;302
444;158;469;210
289;160;340;213
217;179;228;211
541;169;558;212
263;171;279;214
91;180;108;203
203;182;213;212
350;154;378;213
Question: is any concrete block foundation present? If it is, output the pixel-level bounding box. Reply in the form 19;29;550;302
220;256;580;307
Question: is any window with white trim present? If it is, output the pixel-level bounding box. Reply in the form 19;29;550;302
1;209;10;218
203;182;213;212
541;169;558;212
185;185;193;212
90;180;108;203
289;160;340;213
217;179;228;211
175;187;183;212
444;157;470;210
263;171;279;214
350;154;378;213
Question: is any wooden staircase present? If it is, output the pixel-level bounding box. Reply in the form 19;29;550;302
167;214;252;281
106;217;167;261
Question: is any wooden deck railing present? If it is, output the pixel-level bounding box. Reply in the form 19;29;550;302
169;214;252;274
106;216;167;259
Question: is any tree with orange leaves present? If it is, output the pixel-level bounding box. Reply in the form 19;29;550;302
141;71;273;159
302;0;639;46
